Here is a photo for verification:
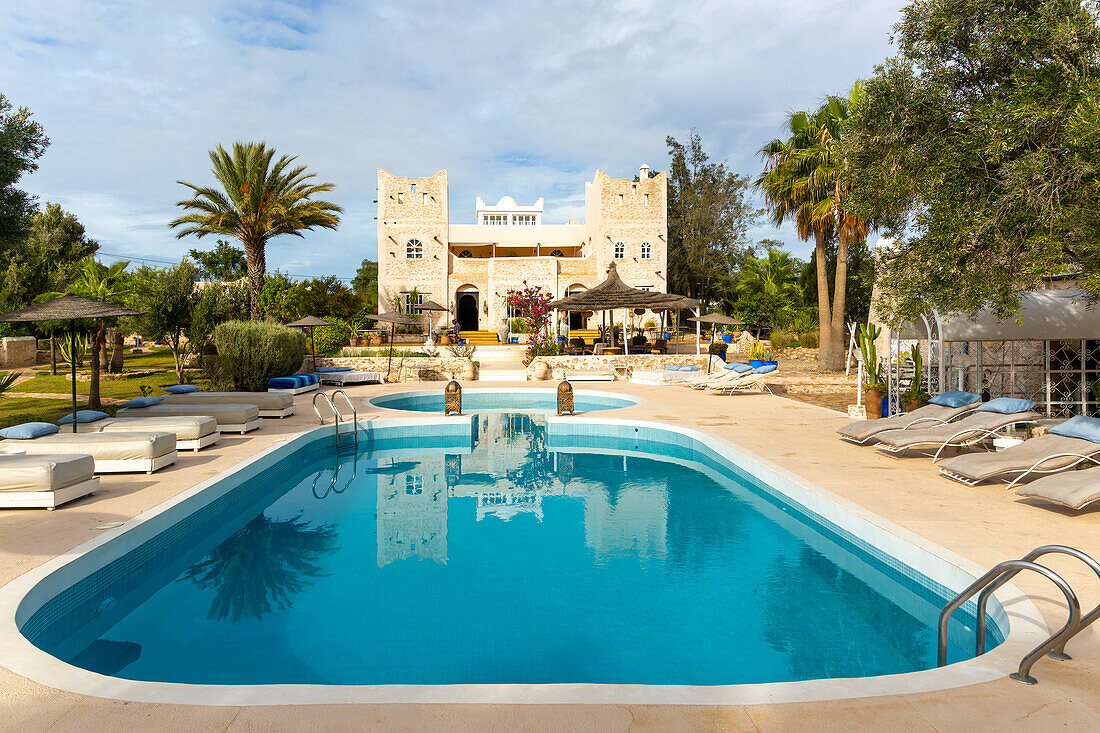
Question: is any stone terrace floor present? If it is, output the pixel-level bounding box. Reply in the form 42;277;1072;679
0;380;1097;731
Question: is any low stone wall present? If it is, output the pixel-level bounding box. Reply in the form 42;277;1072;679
0;336;36;369
525;353;714;380
312;356;474;382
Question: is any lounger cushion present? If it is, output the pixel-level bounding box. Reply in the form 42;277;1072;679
679;365;700;372
664;365;680;371
77;416;217;441
754;364;778;374
976;397;1037;414
727;363;753;373
162;391;293;409
121;395;163;408
838;402;978;442
876;410;1043;448
929;390;981;408
268;376;308;389
1016;468;1100;510
0;454;94;492
316;366;353;373
0;422;60;440
164;384;201;394
0;432;175;460
116;403;259;425
58;410;110;424
1050;415;1100;444
939;435;1100;482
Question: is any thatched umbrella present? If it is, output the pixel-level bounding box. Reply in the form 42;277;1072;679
416;299;449;339
549;262;697;355
286;315;334;372
364;311;420;379
0;295;144;432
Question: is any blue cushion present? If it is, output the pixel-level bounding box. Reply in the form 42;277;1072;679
975;397;1037;414
164;384;200;394
315;366;353;373
304;373;320;385
928;390;980;408
268;377;301;389
727;362;753;373
1049;415;1100;443
0;422;60;440
680;365;700;372
664;365;680;371
121;395;163;408
58;410;110;425
754;364;778;374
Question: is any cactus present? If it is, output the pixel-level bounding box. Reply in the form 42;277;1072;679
858;323;885;389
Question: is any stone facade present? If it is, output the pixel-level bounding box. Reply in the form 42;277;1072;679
525;353;713;380
0;337;36;369
377;166;667;335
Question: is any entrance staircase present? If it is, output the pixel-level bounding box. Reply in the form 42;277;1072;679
460;330;500;345
566;328;601;344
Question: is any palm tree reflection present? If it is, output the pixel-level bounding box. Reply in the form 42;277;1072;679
179;512;339;622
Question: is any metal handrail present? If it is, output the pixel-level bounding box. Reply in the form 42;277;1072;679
312;391;345;452
976;545;1100;659
330;389;360;450
938;559;1081;685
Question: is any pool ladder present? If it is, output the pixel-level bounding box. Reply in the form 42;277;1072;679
312;389;360;452
937;544;1100;684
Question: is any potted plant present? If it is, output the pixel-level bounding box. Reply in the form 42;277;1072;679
859;323;886;418
901;344;930;412
747;341;767;367
709;341;728;361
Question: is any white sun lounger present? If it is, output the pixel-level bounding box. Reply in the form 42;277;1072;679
115;403;262;434
319;370;384;386
0;432;177;474
162;391;295;418
75;415;220;452
685;368;749;390
0;453;100;510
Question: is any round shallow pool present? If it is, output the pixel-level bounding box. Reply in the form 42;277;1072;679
369;388;638;413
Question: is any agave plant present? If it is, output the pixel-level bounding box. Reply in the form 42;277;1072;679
0;371;22;396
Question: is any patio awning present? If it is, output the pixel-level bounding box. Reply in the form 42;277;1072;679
548;261;695;312
898;289;1100;342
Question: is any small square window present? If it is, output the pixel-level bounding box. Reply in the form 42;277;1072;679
406;239;423;259
641;242;651;259
614;242;625;259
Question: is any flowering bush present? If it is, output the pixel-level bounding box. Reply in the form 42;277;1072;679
504;282;557;364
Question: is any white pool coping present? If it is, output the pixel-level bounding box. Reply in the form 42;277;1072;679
366;387;645;414
0;412;1051;706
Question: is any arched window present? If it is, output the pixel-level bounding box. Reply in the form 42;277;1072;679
613;241;625;259
550;249;564;257
640;242;651;259
458;250;472;258
406;239;423;259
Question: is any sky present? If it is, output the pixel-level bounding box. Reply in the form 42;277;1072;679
2;0;906;281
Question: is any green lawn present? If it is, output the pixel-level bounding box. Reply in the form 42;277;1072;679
11;370;206;400
0;396;83;430
33;346;181;373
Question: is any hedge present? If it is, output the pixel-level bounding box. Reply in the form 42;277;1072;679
213;321;308;391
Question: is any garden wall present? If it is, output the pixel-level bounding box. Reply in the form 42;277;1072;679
311;356;474;382
525;353;715;380
0;337;36;369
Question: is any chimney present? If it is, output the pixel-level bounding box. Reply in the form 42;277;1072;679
639;163;650;179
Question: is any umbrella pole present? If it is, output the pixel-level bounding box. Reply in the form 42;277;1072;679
310;327;317;372
69;319;78;433
386;322;396;379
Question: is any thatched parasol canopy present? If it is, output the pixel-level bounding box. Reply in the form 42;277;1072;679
0;294;145;433
548;262;694;312
286;315;334;328
364;311;421;378
690;313;744;326
417;300;448;312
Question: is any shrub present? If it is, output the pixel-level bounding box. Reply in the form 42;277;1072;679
769;330;796;349
799;330;819;349
631;334;647;346
213;321;307;391
569;337;585;348
708;342;728;358
509;317;529;334
312;318;353;355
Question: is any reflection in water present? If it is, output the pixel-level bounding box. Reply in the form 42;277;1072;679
179;513;339;622
71;639;142;675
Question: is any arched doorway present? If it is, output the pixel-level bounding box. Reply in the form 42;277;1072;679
457;292;479;331
566;284;587;329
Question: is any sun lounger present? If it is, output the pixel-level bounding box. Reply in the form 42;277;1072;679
74;415;219;452
707;366;778;395
316;368;384;385
838;392;982;445
0;454;99;509
267;373;320;394
162;391;295;417
115;403;261;434
1014;466;1100;510
685;363;753;389
0;432;177;474
939;434;1100;485
564;370;615;382
630;365;701;385
875;399;1042;458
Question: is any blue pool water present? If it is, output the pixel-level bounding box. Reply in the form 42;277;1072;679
22;414;998;686
369;389;637;413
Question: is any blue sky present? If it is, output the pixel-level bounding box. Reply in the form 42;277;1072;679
2;0;905;281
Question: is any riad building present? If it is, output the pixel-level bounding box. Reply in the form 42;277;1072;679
376;165;667;334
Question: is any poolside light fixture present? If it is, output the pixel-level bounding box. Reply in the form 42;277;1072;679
557;380;574;415
445;380;462;415
0;295;144;433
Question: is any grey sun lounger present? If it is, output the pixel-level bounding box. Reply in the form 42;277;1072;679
0;454;100;509
0;432;177;474
875;407;1042;458
939;434;1100;485
115;403;261;434
838;398;982;445
162;391;295;418
75;415;220;452
1015;466;1100;510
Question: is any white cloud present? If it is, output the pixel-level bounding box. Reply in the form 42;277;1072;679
1;0;905;278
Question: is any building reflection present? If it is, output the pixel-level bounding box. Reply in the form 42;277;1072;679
376;458;448;568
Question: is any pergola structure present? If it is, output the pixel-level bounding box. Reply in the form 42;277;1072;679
887;288;1100;418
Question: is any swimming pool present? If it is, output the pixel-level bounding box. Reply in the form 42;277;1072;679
0;413;1038;705
369;388;638;413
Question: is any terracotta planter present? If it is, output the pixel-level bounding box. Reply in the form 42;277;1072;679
371;334;384;346
864;388;883;419
440;333;452;346
533;361;550;380
902;397;926;413
463;362;477;381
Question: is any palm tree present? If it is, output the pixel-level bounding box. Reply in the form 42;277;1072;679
54;257;131;409
755;86;869;371
738;249;801;299
171;142;342;320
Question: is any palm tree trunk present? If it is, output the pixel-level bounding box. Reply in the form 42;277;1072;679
825;231;850;372
88;323;103;410
813;230;834;370
49;333;57;376
109;329;125;373
244;242;266;321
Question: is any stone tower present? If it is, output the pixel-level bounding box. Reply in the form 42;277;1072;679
376;169;450;315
